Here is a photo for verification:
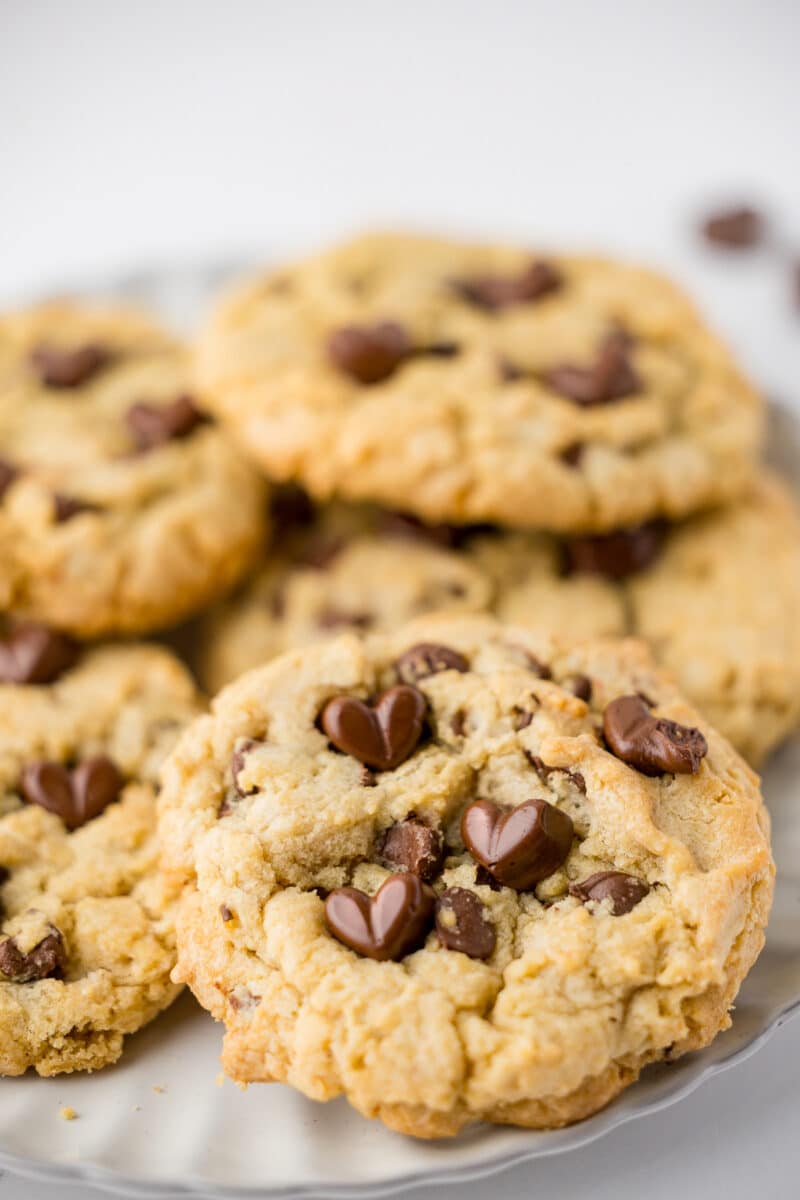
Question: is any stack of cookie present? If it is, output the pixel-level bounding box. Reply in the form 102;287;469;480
0;233;793;1139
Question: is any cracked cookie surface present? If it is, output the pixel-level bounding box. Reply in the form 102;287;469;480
0;301;267;636
160;614;773;1137
0;640;202;1075
196;232;763;533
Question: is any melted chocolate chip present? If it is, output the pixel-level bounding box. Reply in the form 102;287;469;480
702;206;763;248
462;798;574;891
394;642;469;684
570;870;650;915
320;685;426;771
526;753;587;794
0;928;66;982
0;623;78;685
21;756;123;829
30;343;110;389
560;442;584;468
453;260;562;311
435;887;496;959
562;522;665;581
360;765;378;787
269;484;316;535
379;820;444;882
327;321;412;384
474;864;502;891
325;873;435;960
603;695;708;776
544;339;640;406
126;395;206;450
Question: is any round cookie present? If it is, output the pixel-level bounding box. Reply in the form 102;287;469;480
0;631;202;1075
159;614;773;1137
201;492;491;693
471;472;800;765
0;301;267;636
196;232;763;533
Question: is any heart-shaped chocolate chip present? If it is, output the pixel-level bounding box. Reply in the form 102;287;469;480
30;342;110;389
379;819;444;882
435;887;496;959
324;873;435;960
327;321;412;384
321;685;426;771
570;870;650;915
126;395;206;450
461;798;574;890
394;642;469;684
453;260;562;311
0;927;66;982
21;756;123;830
603;695;708;776
0;623;78;685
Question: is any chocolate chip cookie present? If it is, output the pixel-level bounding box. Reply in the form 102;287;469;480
200;491;491;693
159;614;773;1137
196;232;763;532
0;633;201;1075
0;301;267;636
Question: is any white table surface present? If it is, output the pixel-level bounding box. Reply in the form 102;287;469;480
1;2;798;1196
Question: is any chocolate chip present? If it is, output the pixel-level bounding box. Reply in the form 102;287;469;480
231;739;258;797
21;756;123;829
320;685;426;771
474;864;502;891
379;510;468;549
0;928;66;982
453;260;562;311
504;644;551;677
360;765;377;787
702;206;763;248
296;534;347;569
562;521;665;581
52;493;101;523
526;753;587;794
603;695;708;776
450;709;466;737
568;674;593;703
379;820;444;882
512;709;533;731
462;798;574;890
327;321;412;384
0;458;19;499
570;870;650;915
560;442;584;468
30;343;110;389
126;395;206;450
0;623;78;685
435;887;496;959
220;904;234;922
0;866;9;886
324;873;435;961
269;483;316;535
316;607;374;631
394;642;469;684
544;339;640;406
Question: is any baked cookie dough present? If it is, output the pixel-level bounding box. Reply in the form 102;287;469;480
0;631;202;1076
0;301;267;637
159;614;773;1137
196;232;763;533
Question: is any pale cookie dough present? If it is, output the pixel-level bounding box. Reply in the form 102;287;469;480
0;301;267;636
196;232;763;533
201;494;491;694
0;639;202;1075
159;614;773;1138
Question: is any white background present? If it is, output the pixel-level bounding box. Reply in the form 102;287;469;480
1;1;799;1197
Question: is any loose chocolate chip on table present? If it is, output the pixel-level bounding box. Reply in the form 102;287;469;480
30;343;110;389
327;321;412;384
603;694;708;776
52;493;101;523
325;873;436;961
435;887;496;959
0;623;78;685
126;395;206;450
0;928;66;982
570;870;650;915
380;820;444;882
701;206;764;248
562;521;665;581
462;798;574;890
321;685;427;771
453;260;562;311
21;755;124;829
316;608;374;631
568;673;593;702
544;338;640;406
0;458;19;499
395;642;469;684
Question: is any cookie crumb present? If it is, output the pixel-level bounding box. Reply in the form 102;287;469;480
60;1106;78;1121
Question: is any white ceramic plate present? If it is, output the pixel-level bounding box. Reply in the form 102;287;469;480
1;267;798;1199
